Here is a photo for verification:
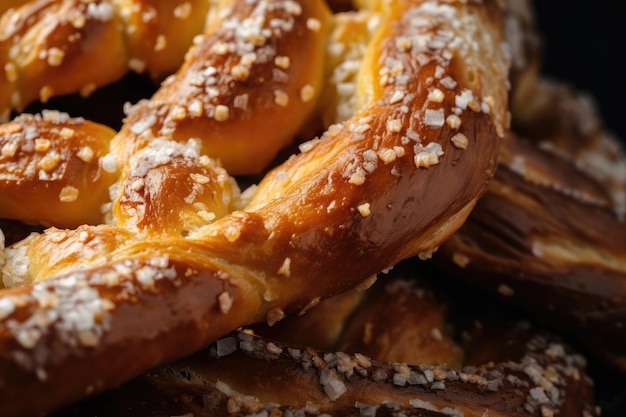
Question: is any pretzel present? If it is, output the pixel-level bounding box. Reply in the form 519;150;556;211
432;80;626;373
0;0;510;415
0;0;214;121
0;0;331;230
428;1;626;370
512;80;626;219
50;262;598;417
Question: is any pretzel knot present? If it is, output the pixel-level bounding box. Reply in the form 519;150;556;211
0;0;510;415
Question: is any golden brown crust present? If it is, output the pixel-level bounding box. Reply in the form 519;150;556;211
49;264;598;417
0;0;210;120
114;0;213;79
0;1;32;17
0;0;511;415
1;0;128;118
430;2;626;372
0;256;263;417
117;0;332;175
0;111;118;228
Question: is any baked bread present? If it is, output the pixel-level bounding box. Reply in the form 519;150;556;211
430;0;626;373
51;261;598;417
432;83;626;372
0;0;212;121
0;0;510;415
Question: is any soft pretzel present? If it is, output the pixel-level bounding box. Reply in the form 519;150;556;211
425;1;626;374
0;0;214;121
0;0;331;230
49;262;598;417
0;0;510;415
432;81;626;372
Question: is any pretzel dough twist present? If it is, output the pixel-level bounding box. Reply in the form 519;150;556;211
0;0;509;415
0;0;213;121
314;0;623;380
0;0;330;229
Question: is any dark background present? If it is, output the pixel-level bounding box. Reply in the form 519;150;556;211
532;3;626;415
533;2;625;142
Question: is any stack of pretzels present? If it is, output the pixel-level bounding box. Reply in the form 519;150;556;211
0;0;623;416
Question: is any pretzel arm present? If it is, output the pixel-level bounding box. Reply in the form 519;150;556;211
433;131;626;371
116;0;332;174
0;112;118;228
49;264;597;417
0;0;211;121
0;254;265;417
194;0;510;311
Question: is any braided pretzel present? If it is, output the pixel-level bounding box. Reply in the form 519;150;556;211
50;262;598;417
0;0;510;415
0;0;215;121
